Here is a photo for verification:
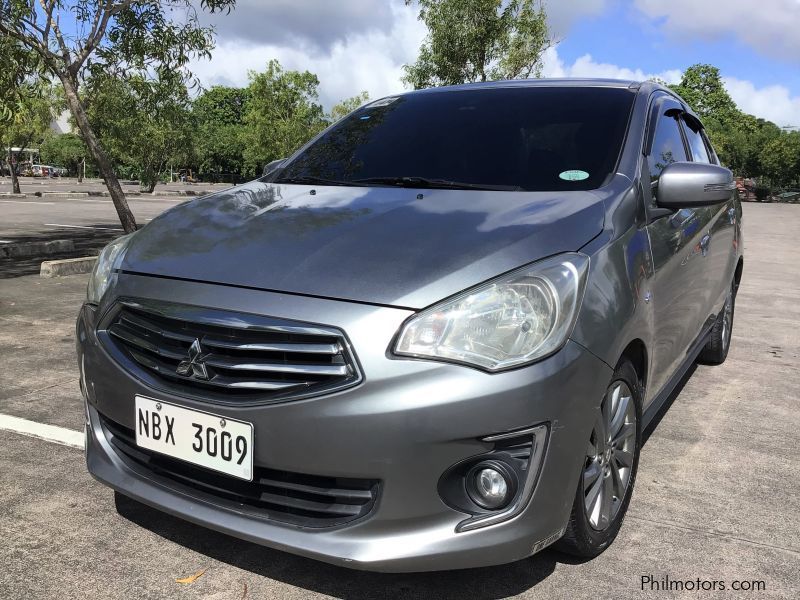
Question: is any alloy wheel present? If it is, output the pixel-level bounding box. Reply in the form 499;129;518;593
721;290;733;350
583;381;637;531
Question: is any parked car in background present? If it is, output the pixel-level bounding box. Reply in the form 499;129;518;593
77;79;742;571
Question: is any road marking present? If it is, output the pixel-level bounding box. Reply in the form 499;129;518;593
0;240;12;243
0;199;55;205
0;414;84;449
43;223;124;231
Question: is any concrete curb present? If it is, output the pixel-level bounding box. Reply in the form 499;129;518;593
149;190;208;197
38;192;90;198
0;192;27;198
40;256;97;278
0;239;74;258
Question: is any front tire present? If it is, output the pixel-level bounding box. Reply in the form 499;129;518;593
555;359;642;558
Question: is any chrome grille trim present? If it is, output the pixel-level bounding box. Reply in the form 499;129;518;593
98;299;363;404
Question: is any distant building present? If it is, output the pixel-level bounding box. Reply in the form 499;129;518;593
50;109;73;135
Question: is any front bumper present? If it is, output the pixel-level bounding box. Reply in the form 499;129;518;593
78;273;612;572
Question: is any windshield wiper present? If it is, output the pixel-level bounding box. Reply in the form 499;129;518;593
352;176;521;191
272;175;357;187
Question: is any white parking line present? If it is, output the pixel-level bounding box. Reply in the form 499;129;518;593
0;414;84;449
43;223;124;231
0;199;55;205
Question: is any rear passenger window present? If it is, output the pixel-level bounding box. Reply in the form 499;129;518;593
701;130;719;164
648;114;687;183
682;119;711;163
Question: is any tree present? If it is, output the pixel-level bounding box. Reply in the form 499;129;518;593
670;64;738;122
759;133;800;189
0;36;55;193
403;0;551;89
242;60;328;176
330;91;370;122
0;87;56;193
669;64;800;184
723;115;782;178
84;72;194;192
39;132;92;178
0;0;236;233
193;85;248;181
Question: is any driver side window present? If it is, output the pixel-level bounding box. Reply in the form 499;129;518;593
648;113;688;184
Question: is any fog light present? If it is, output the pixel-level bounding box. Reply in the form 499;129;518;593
466;462;515;510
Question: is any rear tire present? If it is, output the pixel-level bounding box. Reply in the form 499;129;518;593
698;280;735;365
555;359;642;558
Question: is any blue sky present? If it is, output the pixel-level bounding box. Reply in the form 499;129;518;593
189;0;800;127
556;2;800;99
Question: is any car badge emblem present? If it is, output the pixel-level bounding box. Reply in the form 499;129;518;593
176;338;210;380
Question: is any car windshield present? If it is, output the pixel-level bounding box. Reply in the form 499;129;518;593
272;86;636;192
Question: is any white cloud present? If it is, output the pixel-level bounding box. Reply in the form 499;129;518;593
634;0;800;61
724;78;800;127
190;0;615;108
543;48;800;127
199;0;394;52
546;0;610;37
190;1;426;108
189;1;800;127
541;47;681;83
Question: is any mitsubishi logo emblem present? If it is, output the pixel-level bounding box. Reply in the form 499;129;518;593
176;338;210;380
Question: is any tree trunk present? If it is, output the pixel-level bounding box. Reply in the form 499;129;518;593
58;75;138;233
7;148;21;194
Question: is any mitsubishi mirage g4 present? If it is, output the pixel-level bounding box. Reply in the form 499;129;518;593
77;79;743;571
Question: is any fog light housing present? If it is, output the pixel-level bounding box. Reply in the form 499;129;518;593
466;461;516;510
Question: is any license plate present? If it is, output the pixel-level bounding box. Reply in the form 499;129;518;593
134;395;254;481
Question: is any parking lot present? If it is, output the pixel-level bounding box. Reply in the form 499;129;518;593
0;179;232;278
0;202;798;599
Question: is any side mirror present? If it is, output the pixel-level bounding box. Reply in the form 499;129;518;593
657;162;735;209
262;158;286;178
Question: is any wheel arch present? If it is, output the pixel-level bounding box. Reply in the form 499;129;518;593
617;339;648;397
734;256;744;292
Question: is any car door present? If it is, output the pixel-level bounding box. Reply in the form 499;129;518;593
643;97;713;403
679;115;737;323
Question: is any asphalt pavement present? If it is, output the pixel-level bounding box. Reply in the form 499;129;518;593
0;178;233;277
0;203;798;599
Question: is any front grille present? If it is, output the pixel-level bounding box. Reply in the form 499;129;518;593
100;414;379;528
98;299;362;404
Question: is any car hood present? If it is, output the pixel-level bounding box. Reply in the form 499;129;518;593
122;181;605;309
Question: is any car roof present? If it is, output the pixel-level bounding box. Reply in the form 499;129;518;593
406;78;642;95
392;78;693;118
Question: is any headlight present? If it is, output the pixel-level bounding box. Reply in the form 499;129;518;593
394;253;589;371
86;233;134;304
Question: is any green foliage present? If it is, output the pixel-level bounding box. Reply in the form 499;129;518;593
0;35;56;150
670;64;738;122
720;115;782;178
759;133;800;188
0;0;238;231
0;85;56;148
39;133;92;176
241;60;328;176
84;72;195;191
403;0;550;88
193;86;249;181
330;91;370;122
671;64;799;188
0;34;43;123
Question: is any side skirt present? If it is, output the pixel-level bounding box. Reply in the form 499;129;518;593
642;326;713;430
